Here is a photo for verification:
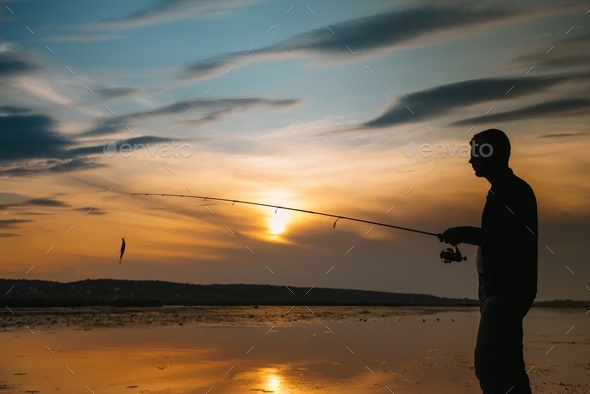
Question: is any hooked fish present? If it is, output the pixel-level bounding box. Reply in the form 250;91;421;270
119;237;126;264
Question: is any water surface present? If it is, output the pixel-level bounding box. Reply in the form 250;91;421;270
1;306;587;393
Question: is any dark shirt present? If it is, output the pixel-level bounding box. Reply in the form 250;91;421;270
480;168;538;297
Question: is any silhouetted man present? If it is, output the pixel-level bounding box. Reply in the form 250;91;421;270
439;129;537;394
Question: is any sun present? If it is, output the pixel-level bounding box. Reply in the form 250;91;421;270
268;209;292;235
261;189;296;238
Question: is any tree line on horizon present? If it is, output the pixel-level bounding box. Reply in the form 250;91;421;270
0;279;586;308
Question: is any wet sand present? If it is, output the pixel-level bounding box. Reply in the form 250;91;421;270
0;306;588;393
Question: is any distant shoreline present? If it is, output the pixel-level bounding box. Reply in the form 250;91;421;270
1;279;587;308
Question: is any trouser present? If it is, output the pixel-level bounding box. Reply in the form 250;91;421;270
475;278;534;394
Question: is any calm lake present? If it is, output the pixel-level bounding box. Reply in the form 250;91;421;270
1;306;588;393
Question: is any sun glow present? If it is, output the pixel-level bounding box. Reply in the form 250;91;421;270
268;209;292;235
261;189;296;238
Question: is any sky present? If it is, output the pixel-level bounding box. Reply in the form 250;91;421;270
1;0;589;301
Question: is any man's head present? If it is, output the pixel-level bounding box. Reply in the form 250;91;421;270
469;129;511;178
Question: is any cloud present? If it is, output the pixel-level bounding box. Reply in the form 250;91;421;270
144;97;299;117
349;73;587;131
182;5;519;80
0;49;39;77
0;43;16;53
517;53;590;69
70;135;185;156
183;56;240;80
92;86;143;100
73;207;108;215
75;84;161;105
0;197;70;214
452;98;590;126
538;132;589;139
0;106;32;115
0;112;202;177
0;115;71;161
0;114;101;177
510;33;590;69
49;158;103;173
0;192;28;204
82;0;269;31
45;34;123;43
25;198;70;207
84;96;301;136
0;159;103;177
14;77;75;107
4;158;105;177
0;219;30;229
83;118;128;137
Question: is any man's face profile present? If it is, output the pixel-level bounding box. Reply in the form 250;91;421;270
469;139;492;178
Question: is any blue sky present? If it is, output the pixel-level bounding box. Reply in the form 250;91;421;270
1;0;589;301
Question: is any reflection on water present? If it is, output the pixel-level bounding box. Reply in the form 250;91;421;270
0;307;588;394
239;367;284;393
267;370;282;392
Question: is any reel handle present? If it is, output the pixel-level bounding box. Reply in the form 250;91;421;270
440;245;467;263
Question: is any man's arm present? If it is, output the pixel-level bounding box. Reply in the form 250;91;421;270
440;194;535;248
439;226;482;246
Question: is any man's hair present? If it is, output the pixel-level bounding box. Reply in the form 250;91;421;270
471;128;511;163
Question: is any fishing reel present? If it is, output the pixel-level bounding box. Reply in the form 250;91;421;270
440;245;467;264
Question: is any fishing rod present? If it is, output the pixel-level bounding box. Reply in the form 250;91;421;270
130;193;467;263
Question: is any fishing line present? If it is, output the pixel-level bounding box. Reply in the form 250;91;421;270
123;193;134;236
119;193;133;264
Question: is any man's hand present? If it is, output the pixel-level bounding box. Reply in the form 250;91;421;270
439;227;465;246
439;226;482;246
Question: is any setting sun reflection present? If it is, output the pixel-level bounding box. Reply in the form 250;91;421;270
266;372;282;392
